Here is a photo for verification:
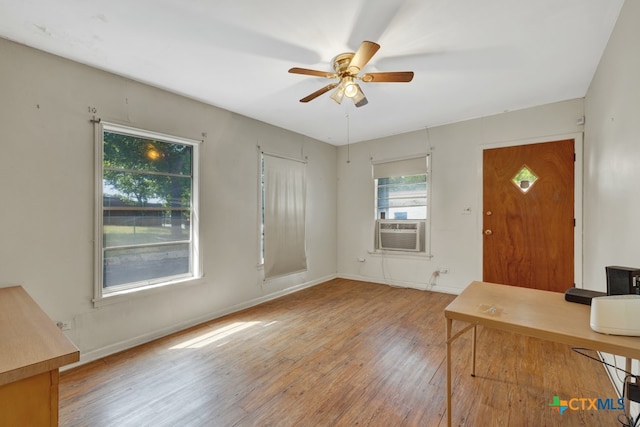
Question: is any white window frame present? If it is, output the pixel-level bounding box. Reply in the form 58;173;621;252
373;155;430;254
94;122;201;306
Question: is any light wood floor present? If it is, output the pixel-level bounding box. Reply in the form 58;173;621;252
60;279;620;426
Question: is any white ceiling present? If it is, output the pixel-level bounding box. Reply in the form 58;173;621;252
0;0;624;145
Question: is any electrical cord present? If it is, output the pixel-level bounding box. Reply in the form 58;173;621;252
427;270;439;290
618;409;640;427
618;413;631;427
572;347;639;427
572;347;633;376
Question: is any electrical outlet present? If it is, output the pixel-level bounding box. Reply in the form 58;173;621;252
56;320;72;331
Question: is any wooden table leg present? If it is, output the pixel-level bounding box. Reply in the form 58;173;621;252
445;320;478;426
626;358;632;417
471;325;477;377
446;317;453;427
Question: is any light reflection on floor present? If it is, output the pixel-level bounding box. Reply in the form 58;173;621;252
169;321;267;349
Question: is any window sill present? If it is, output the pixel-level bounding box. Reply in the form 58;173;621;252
92;276;205;308
368;250;434;259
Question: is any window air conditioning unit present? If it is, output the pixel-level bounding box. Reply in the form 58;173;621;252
377;220;421;252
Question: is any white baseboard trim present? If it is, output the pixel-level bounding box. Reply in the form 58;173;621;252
64;273;337;370
337;273;462;295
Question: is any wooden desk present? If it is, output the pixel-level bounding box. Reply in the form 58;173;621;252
0;286;79;426
444;281;640;426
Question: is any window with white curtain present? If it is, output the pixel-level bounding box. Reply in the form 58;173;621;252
261;153;307;279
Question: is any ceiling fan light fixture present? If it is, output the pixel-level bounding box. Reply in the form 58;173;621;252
344;79;358;98
330;84;345;104
352;84;367;106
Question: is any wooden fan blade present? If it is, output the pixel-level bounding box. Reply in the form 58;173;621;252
300;82;339;103
347;41;380;74
361;71;414;83
289;67;337;78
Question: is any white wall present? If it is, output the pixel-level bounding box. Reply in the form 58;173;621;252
584;0;640;291
337;99;585;293
0;38;337;364
584;0;640;411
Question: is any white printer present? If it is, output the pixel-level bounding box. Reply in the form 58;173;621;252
590;295;640;336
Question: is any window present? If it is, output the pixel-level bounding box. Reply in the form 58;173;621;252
373;156;429;253
374;156;428;220
376;174;427;220
95;123;200;301
260;152;307;279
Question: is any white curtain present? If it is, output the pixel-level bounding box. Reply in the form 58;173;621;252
263;154;307;280
373;156;428;179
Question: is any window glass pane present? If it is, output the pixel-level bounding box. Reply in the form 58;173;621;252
377;207;426;220
376;173;427;220
103;243;190;288
512;164;538;193
378;175;426;185
103;173;191;208
104;131;192;175
378;197;428;208
378;182;427;191
103;212;190;247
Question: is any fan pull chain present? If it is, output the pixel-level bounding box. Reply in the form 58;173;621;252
346;111;351;164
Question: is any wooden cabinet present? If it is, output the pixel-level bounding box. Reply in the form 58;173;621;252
0;286;79;426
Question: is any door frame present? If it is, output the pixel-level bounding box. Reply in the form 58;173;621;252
477;132;584;288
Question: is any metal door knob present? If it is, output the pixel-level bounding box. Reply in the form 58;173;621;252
484;229;493;235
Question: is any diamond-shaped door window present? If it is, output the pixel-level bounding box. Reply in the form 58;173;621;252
512;165;538;193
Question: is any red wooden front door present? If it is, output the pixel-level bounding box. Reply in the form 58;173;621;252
482;139;574;292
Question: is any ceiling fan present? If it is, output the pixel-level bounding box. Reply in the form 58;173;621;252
288;41;414;107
